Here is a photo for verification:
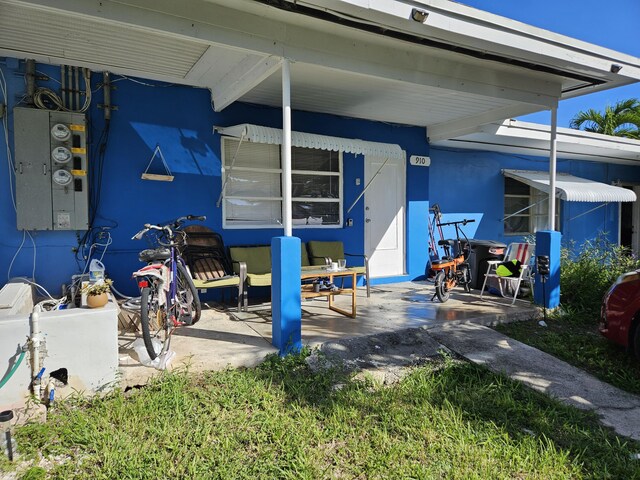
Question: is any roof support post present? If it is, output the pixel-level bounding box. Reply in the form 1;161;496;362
548;105;558;231
282;58;292;237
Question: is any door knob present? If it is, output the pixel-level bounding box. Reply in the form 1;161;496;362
365;218;371;223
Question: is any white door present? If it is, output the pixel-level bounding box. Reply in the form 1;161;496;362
364;154;406;277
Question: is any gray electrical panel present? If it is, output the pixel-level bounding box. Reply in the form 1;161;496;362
14;107;89;231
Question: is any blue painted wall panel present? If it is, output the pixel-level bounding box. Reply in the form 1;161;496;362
0;59;430;296
429;147;640;251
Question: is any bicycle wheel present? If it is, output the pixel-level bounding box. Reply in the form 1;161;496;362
434;270;450;302
176;262;201;325
461;264;472;293
140;285;171;361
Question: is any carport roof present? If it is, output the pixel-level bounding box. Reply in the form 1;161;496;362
1;0;639;140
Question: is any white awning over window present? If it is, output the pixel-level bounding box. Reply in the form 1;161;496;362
503;169;637;202
215;123;404;159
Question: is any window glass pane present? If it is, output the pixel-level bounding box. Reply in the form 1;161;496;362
292;174;339;198
293;202;340;225
505;216;529;235
225;199;282;226
225;171;281;197
224;139;280;169
504;196;530;215
292;147;339;172
505;177;530;195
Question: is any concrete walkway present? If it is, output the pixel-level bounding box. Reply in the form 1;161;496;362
428;323;640;441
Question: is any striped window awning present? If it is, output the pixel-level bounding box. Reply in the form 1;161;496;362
503;169;637;202
215;123;404;159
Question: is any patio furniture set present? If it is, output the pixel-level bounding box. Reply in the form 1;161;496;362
182;227;369;317
182;226;533;317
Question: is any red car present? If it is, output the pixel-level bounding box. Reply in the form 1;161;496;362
600;270;640;358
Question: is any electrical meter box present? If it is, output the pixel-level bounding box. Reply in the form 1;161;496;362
14;107;89;231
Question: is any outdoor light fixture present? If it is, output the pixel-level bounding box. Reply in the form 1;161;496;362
411;8;429;23
610;64;623;74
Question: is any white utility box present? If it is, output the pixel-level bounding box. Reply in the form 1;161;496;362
0;292;119;411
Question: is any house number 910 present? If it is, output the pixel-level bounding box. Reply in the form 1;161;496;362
409;155;431;167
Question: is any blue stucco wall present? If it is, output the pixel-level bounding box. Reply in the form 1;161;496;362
428;147;640;249
0;58;430;296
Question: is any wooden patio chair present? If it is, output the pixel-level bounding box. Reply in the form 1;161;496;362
182;226;243;312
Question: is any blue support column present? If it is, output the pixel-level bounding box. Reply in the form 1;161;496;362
271;236;302;355
534;230;561;309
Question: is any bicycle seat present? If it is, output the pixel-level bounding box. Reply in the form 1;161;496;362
139;248;171;263
438;239;456;246
431;257;452;266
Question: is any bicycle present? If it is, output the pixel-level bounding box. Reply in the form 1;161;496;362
132;215;205;360
431;219;475;302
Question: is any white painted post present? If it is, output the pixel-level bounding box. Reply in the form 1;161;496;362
282;59;292;237
548;106;558;231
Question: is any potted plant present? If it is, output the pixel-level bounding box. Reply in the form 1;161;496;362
83;279;113;308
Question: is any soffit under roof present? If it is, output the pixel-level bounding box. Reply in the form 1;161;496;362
1;0;638;139
432;120;640;165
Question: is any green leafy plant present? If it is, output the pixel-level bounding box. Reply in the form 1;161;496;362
560;234;640;318
570;98;640;139
81;279;113;296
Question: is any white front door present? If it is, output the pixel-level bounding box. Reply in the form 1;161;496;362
364;154;406;278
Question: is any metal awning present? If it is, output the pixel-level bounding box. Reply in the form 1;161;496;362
215;123;404;159
503;169;637;202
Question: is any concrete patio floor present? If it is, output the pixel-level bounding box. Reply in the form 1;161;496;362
118;281;537;388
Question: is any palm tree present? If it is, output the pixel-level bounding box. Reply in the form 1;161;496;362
570;98;640;139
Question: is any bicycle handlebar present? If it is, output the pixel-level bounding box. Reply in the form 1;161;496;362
437;219;476;227
131;215;206;241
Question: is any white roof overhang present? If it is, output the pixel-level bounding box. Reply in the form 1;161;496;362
1;0;639;140
432;120;640;165
503;169;637;203
216;123;404;159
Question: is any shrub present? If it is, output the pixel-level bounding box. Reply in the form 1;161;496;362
560;234;640;318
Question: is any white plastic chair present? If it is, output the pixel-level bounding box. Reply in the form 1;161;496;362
480;242;534;305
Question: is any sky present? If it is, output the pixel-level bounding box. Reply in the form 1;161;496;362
456;0;640;128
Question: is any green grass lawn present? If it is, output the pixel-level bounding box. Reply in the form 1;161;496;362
495;312;640;396
3;352;640;479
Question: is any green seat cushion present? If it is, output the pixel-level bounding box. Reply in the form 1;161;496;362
192;276;240;289
229;246;272;274
247;273;272;287
307;241;345;266
300;242;311;267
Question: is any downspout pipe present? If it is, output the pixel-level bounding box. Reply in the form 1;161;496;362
25;59;36;106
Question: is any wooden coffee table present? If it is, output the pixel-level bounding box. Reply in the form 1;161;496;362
300;268;357;318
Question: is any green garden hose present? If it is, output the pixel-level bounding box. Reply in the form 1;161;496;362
0;349;26;390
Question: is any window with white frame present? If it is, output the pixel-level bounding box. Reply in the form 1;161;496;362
222;138;342;228
504;177;560;235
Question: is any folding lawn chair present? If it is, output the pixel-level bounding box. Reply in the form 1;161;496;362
480;242;534;305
